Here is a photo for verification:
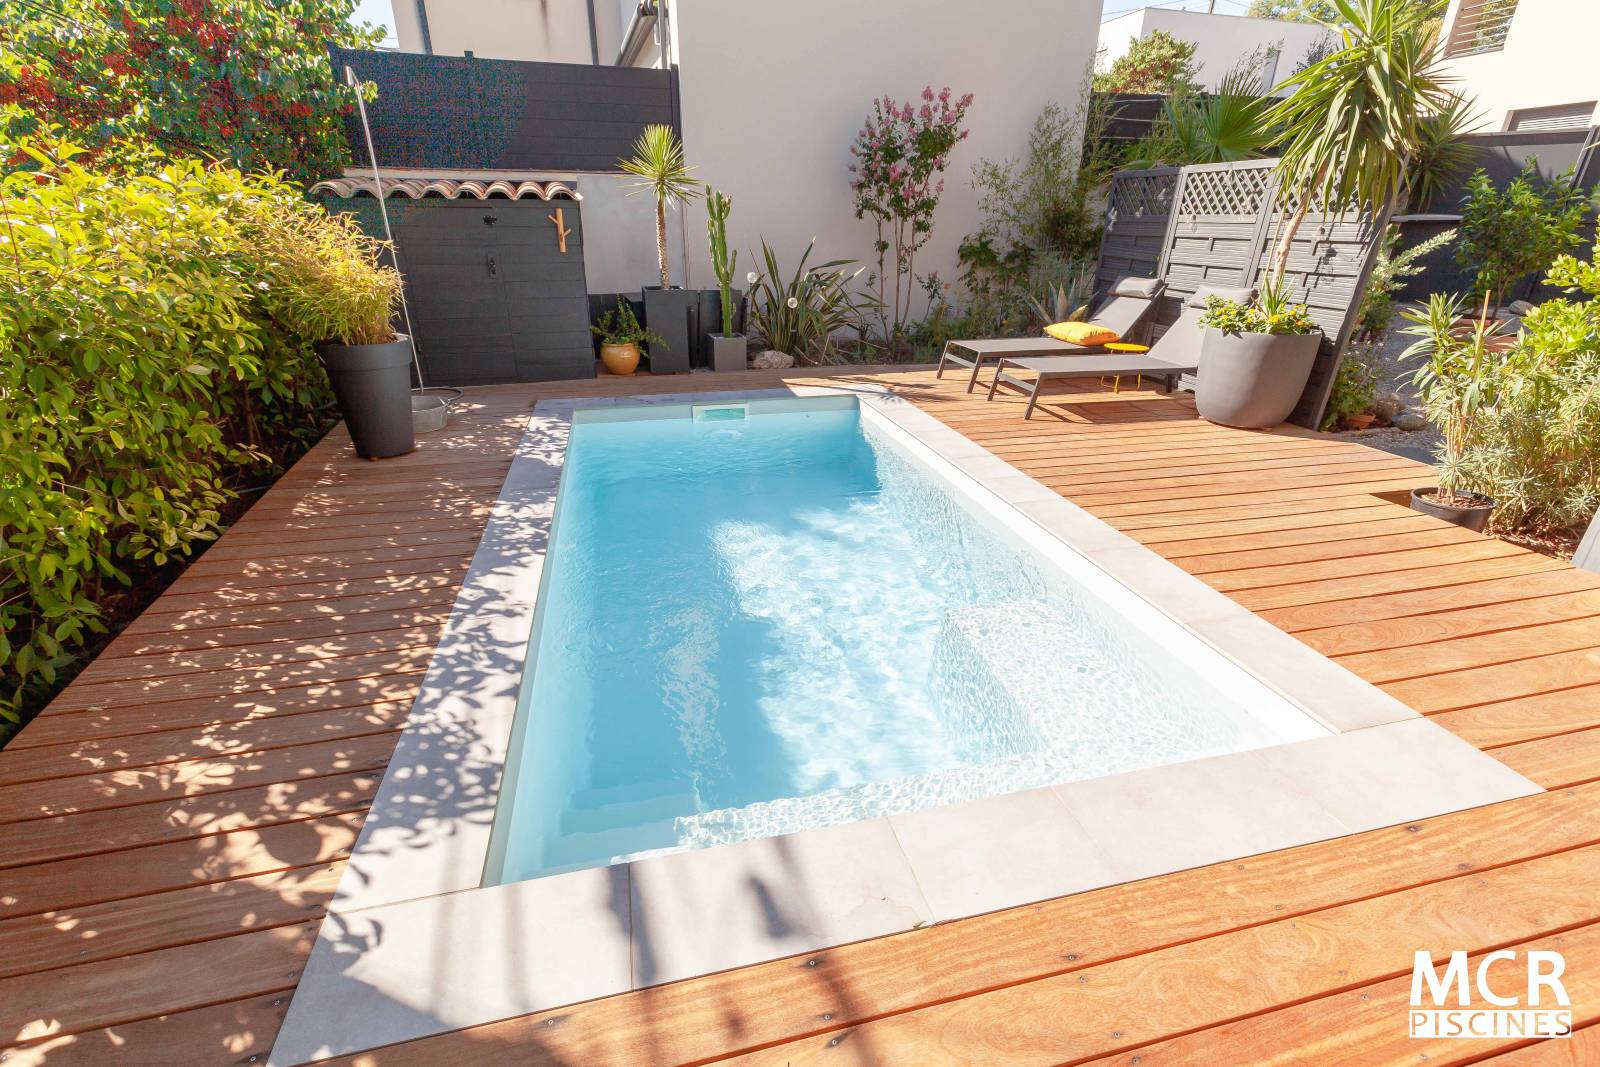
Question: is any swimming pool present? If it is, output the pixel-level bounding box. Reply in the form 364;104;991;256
488;396;1326;882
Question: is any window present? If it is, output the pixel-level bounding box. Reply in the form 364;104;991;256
1443;0;1518;58
1507;102;1599;133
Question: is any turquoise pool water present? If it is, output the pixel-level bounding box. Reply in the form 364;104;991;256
491;398;1317;882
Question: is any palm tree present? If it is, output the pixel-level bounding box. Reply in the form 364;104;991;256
1126;68;1273;168
619;124;699;288
1261;0;1454;286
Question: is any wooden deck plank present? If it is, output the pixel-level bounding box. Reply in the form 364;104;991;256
305;786;1600;1067
2;369;1597;1065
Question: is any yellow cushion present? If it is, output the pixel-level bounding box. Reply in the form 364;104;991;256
1044;321;1120;345
1104;341;1149;353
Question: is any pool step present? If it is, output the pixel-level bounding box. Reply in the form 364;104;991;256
561;777;699;837
542;818;682;871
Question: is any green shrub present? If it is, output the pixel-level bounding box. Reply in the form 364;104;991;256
1456;162;1591;314
1201;281;1319;336
1447;247;1600;532
1321;345;1381;431
1357;224;1456;340
0;139;336;731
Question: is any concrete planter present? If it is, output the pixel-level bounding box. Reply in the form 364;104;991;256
709;334;748;373
1195;328;1322;429
317;335;415;459
643;287;695;373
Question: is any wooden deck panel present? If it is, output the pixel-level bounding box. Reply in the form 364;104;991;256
2;368;1598;1065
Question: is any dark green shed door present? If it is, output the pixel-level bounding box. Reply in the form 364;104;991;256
390;198;593;385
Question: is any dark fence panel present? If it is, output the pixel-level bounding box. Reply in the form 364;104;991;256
331;48;677;172
1098;158;1385;428
1394;125;1600;304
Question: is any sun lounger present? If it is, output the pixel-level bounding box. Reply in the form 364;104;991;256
935;277;1165;392
987;284;1255;418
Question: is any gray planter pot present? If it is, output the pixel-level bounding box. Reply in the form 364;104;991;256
1195;328;1322;429
698;288;745;366
643;287;696;373
1410;487;1495;533
710;334;748;373
317;336;415;459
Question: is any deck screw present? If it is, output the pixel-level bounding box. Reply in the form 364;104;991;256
828;1037;843;1048
272;999;284;1007
1112;1030;1124;1038
1405;824;1421;833
1066;953;1079;962
806;957;820;968
1360;993;1370;1001
822;1013;833;1021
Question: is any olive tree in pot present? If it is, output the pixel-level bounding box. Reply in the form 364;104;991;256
1196;282;1323;428
704;184;746;372
250;205;412;459
621;124;700;373
1400;292;1502;532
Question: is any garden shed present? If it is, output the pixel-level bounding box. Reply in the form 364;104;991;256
311;177;595;385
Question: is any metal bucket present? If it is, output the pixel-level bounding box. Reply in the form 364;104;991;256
410;387;462;434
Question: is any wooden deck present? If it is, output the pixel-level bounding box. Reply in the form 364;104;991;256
4;367;1600;1066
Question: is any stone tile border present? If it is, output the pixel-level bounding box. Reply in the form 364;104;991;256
269;384;1540;1065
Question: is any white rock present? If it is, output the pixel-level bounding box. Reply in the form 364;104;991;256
751;350;795;370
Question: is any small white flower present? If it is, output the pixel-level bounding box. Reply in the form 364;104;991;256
786;297;799;309
747;271;758;284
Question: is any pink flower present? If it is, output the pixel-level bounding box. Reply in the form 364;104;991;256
920;104;932;121
922;86;934;102
939;87;951;103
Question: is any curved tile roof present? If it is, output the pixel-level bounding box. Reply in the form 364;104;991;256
310;177;582;201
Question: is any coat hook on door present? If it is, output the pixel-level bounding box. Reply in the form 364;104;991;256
548;207;572;254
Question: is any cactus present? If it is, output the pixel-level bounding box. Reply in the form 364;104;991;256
705;184;738;336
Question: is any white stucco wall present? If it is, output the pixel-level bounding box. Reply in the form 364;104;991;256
668;0;1102;319
1435;0;1600;132
1097;8;1331;92
393;0;598;63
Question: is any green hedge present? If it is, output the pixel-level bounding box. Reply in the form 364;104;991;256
0;142;338;733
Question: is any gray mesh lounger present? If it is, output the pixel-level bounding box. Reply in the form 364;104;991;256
934;276;1165;392
987;353;1198;418
987;282;1260;419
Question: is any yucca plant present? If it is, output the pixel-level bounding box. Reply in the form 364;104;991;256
1261;0;1454;286
1405;94;1480;212
619;124;699;288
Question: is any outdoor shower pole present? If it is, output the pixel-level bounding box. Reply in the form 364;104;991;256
345;65;426;388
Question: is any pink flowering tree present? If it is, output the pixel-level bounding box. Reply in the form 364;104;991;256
849;86;973;344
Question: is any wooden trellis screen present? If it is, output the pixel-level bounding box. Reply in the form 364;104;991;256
1096;158;1388;429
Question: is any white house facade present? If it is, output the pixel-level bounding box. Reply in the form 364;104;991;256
1434;0;1599;133
1096;8;1331;93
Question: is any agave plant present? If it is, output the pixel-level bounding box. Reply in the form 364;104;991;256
619;124;700;288
745;240;878;362
1024;263;1094;327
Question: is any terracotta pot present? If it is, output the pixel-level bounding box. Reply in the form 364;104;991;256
1346;412;1376;431
600;342;640;376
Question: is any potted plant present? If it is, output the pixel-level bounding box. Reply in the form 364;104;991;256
620;124;700;373
704;184;746;372
591;296;665;376
250;204;413;459
1195;280;1324;429
1400;292;1501;532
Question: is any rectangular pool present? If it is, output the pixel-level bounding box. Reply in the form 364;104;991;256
488;396;1326;883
